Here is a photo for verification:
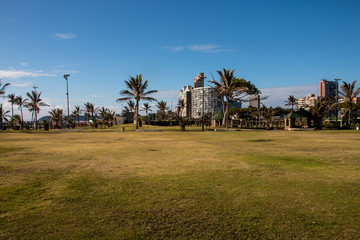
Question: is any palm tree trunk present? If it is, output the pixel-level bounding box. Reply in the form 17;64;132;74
11;103;14;118
223;101;230;128
348;108;351;127
135;100;139;129
34;111;37;129
20;106;24;130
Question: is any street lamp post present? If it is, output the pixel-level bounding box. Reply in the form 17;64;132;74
63;74;70;126
334;78;341;129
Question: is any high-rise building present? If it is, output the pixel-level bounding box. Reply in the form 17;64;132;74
320;80;338;98
249;95;260;108
191;87;222;117
179;85;192;117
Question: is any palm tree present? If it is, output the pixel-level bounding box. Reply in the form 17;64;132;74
0;79;10;96
309;98;328;130
122;100;136;115
116;74;158;129
127;100;136;112
338;80;360;126
25;90;49;129
72;106;81;126
84;102;98;123
178;99;185;116
156;100;168;120
49;108;63;128
210;69;253;128
285;95;297;111
15;96;28;130
142;102;152;115
0;80;10;129
0;104;10;130
7;94;16;118
99;107;110;128
142;102;152;124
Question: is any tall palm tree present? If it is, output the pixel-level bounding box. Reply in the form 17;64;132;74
15;96;28;130
339;80;360;126
142;102;152;115
285;95;297;111
156;100;168;120
0;79;10;96
49;108;63;128
142;102;152;124
25;90;49;129
209;69;251;128
7;94;16;118
0;80;10;129
72;106;82;126
84;102;98;123
116;74;158;129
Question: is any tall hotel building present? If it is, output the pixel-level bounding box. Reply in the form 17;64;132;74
320;79;338;98
179;73;222;118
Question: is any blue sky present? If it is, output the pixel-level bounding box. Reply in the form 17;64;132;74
1;0;360;119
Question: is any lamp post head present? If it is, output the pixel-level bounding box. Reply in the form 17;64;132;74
63;74;70;80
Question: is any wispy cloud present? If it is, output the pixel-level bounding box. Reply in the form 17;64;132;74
0;69;54;79
162;46;185;52
52;33;77;40
162;44;234;53
11;82;33;87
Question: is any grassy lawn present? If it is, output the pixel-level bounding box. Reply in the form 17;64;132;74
1;125;360;239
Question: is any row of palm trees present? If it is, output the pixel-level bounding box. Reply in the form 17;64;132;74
0;80;48;129
285;80;360;128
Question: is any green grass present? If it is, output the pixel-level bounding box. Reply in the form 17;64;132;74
1;125;360;239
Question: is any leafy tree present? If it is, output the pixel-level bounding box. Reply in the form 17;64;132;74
25;90;49;129
210;69;258;128
15;96;28;130
338;80;360;126
7;93;16;118
285;95;297;111
116;74;158;129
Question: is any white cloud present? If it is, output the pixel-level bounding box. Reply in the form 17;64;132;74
52;33;77;40
11;82;33;87
162;46;184;52
162;44;234;53
259;84;319;108
0;69;53;79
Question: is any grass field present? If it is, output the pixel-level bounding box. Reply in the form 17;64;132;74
1;125;360;239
